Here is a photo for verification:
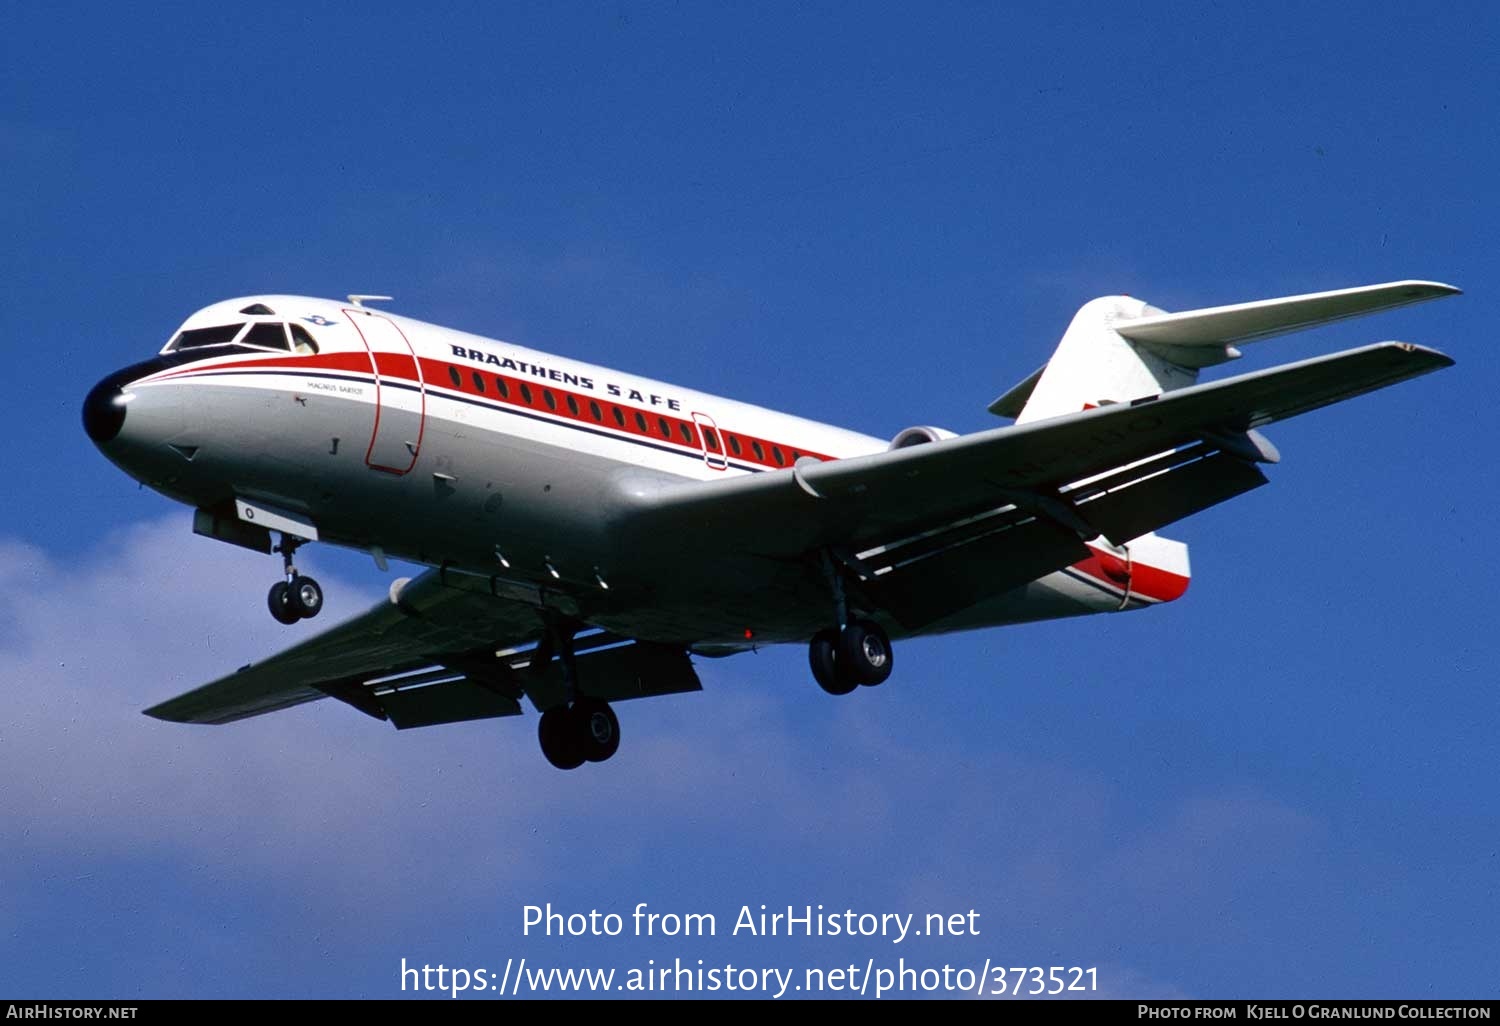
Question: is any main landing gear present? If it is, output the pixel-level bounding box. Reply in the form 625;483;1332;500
809;550;894;695
537;698;621;770
808;619;893;695
532;615;621;769
267;534;323;625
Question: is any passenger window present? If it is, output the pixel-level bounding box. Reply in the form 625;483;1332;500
772;446;785;466
243;323;291;351
704;428;720;451
472;372;486;393
612;407;626;427
727;435;742;456
590;400;603;422
520;383;533;404
496;377;509;398
751;440;765;461
657;416;671;437
448;366;462;387
288;324;320;353
678;423;693;444
543;390;557;410
634;411;647;432
566;395;579;415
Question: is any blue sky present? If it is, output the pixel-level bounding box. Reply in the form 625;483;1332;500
4;1;1496;1000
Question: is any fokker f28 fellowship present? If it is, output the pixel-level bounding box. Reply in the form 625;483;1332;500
84;280;1457;768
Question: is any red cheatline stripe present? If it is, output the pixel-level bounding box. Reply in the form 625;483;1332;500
1071;545;1190;603
142;351;835;466
142;353;1195;596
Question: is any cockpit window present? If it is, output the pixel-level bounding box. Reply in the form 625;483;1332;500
239;303;276;315
288;324;319;354
242;323;291;351
166;323;246;351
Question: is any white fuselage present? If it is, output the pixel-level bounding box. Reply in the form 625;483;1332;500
85;295;1186;648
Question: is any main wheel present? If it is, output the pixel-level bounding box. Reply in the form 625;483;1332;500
538;706;584;770
839;619;893;686
574;698;621;763
267;581;299;625
287;575;323;619
809;628;857;695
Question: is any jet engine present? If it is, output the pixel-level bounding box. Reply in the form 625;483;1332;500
888;426;958;450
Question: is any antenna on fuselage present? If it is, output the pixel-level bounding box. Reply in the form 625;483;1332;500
347;294;393;309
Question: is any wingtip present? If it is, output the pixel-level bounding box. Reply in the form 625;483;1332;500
1382;340;1456;368
1397;279;1462;298
142;703;194;723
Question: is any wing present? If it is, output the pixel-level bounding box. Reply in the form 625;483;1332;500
144;570;701;727
614;342;1452;625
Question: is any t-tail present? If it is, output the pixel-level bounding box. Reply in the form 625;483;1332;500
987;279;1461;606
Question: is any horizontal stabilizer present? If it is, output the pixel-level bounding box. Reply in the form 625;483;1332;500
987;364;1046;417
1115;280;1459;368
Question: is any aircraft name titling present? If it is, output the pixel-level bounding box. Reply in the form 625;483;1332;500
450;344;682;410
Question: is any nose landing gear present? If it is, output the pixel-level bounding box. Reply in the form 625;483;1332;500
267;534;323;625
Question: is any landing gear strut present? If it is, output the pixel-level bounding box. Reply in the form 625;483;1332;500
267;534;322;625
809;550;894;694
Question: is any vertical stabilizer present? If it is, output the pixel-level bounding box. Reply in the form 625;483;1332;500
1015;296;1197;424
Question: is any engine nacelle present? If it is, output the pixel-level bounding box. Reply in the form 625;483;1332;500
888;425;958;450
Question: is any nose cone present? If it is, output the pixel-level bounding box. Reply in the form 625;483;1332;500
82;355;186;449
82;354;207;507
83;373;130;444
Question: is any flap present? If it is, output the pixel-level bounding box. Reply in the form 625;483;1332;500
381;681;524;730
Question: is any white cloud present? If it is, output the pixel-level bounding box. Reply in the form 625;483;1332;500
0;516;844;911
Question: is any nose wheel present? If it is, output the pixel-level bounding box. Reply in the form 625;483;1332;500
268;576;323;624
268;534;323;625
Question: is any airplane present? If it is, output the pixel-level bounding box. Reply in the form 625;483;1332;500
83;280;1458;769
